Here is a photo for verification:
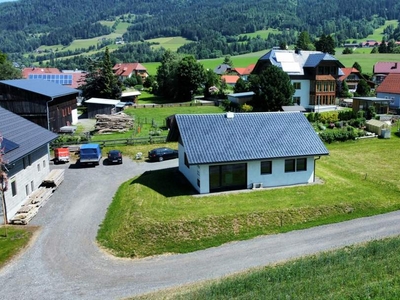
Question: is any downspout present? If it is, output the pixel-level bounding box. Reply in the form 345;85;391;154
314;156;321;182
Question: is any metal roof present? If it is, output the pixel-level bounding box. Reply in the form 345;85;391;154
0;107;58;163
121;91;141;97
175;112;329;165
0;79;80;98
227;92;255;98
85;98;121;105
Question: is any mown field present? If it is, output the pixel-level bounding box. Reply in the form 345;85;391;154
97;128;400;259
133;236;400;299
0;226;34;268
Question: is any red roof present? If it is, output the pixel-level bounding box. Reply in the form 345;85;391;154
374;62;400;74
221;75;240;84
233;67;246;75
338;67;360;81
113;63;147;77
232;64;255;76
376;73;400;94
22;67;61;78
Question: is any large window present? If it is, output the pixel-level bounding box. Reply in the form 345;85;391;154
209;163;247;192
293;97;301;105
285;158;307;173
261;161;272;174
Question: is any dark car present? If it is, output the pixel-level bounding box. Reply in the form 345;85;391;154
148;147;178;162
107;150;123;164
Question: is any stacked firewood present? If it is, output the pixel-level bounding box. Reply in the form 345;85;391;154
94;112;134;134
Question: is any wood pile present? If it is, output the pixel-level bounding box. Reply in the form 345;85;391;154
95;112;134;134
10;169;65;225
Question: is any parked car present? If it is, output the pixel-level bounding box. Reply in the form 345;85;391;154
148;147;178;162
107;150;123;164
79;143;102;166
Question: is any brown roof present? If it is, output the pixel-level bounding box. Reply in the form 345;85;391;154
338;67;360;81
221;75;240;84
113;63;147;77
22;67;61;78
376;73;400;94
316;75;336;81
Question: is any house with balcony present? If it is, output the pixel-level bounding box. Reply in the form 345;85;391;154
252;49;345;112
113;63;149;82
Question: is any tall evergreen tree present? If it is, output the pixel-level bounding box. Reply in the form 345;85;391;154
355;79;371;97
296;31;314;51
352;62;362;74
0;50;21;80
378;38;388;53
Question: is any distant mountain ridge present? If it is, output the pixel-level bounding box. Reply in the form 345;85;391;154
0;0;399;67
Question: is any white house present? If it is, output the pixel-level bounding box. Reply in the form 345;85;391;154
0;107;57;224
376;73;400;109
168;112;329;194
252;50;345;112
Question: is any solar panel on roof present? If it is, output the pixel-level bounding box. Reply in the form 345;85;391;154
275;52;295;62
1;137;19;154
281;62;302;73
27;74;72;85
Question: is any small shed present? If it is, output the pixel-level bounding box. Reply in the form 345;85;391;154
85;98;122;118
366;119;390;137
281;105;306;112
227;92;255;105
121;90;141;104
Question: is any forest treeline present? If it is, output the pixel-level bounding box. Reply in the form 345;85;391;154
1;0;400;69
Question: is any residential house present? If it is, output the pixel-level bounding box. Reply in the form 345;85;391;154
376;73;400;109
22;67;85;89
232;64;255;81
338;67;374;94
168;112;329;194
213;64;231;75
0;107;57;224
0;79;80;132
252;49;345;112
373;62;400;85
113;63;149;82
221;75;240;87
227;92;255;105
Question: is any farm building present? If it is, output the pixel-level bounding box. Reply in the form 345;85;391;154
168;112;329;194
0;79;80;132
85;98;123;118
227;92;255;105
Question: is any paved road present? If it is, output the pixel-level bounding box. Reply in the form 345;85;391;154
1;157;400;300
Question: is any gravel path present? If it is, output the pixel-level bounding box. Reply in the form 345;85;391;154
1;157;400;300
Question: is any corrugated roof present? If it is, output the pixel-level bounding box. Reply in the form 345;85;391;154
227;92;255;98
0;79;79;98
175;112;328;165
0;107;58;163
85;98;121;105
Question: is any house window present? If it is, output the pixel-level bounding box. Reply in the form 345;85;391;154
293;82;301;89
25;184;29;196
261;161;272;174
296;158;307;171
197;179;200;187
31;180;34;192
285;159;296;172
293;97;301;105
23;155;32;169
11;178;17;196
184;153;189;168
43;160;46;168
37;163;41;172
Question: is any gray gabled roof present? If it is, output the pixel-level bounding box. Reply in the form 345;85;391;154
0;79;80;98
0;107;58;163
175;112;329;165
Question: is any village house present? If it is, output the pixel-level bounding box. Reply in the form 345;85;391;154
168;112;328;194
252;49;345;112
113;63;149;82
0;107;57;224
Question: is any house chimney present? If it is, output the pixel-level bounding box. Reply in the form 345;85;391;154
226;111;234;119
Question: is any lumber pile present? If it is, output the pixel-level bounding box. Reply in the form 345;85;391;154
10;169;65;225
94;112;134;134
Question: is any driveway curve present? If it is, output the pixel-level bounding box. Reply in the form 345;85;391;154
1;157;400;300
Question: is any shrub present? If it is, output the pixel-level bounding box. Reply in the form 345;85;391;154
319;111;339;124
307;113;315;122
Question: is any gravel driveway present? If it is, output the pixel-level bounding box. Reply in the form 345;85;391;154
1;157;400;299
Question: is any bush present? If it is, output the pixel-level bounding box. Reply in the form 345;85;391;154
319;127;359;143
307;113;315;122
318;111;339;124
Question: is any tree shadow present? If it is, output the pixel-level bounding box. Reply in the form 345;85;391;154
129;167;196;197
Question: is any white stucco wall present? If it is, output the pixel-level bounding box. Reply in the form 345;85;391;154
292;80;310;110
71;108;79;125
0;145;51;223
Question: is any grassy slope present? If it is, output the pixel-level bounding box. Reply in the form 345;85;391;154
134;236;400;299
97;128;400;258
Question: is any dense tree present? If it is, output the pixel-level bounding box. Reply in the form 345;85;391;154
174;56;206;102
378;38;388;53
339;80;351;98
234;77;250;93
296;31;315;51
203;69;221;98
0;51;21;80
355;79;371;97
222;55;233;68
79;47;121;99
155;50;180;99
342;47;353;54
314;34;335;54
352;62;362;74
249;65;295;111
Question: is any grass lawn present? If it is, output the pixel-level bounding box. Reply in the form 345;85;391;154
133;236;400;299
0;226;34;269
97;128;400;259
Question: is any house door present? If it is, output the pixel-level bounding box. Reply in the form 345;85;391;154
209;163;247;193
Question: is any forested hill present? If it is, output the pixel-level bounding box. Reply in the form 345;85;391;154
1;0;399;58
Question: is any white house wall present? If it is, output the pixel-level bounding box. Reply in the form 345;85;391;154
292;80;310;109
0;145;51;223
71;108;78;125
